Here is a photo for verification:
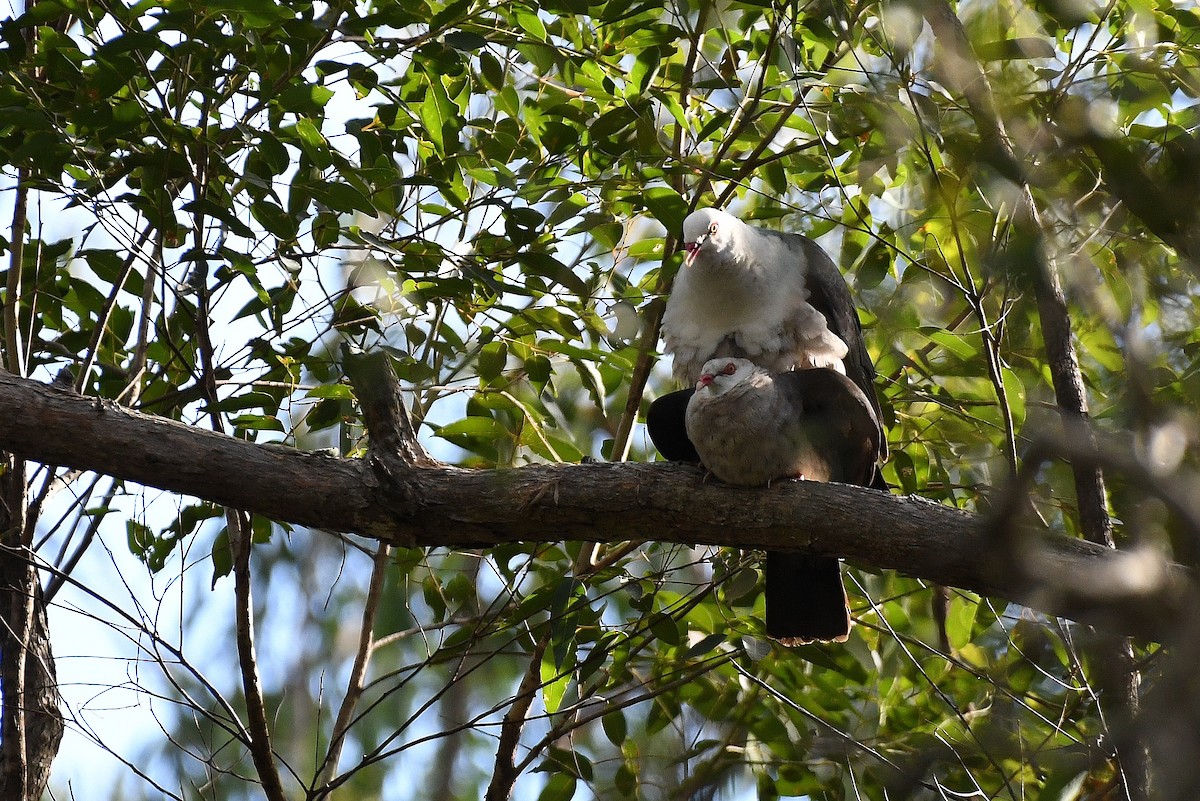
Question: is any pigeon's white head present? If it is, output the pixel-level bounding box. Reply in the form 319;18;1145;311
694;357;762;396
681;208;746;268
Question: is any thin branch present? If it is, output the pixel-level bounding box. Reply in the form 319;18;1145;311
226;507;288;801
609;0;711;464
73;227;154;393
312;542;391;794
484;635;547;801
4;168;28;378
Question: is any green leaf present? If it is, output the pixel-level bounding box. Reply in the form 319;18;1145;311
211;526;232;587
434;416;511;445
945;594;980;650
305;383;353;399
628;46;660;95
308;180;377;214
518;252;589;298
312;211;341;247
478;340;508;380
602;710;627;746
231;413;284;431
277;82;336;113
479;51;505;89
205;0;294;27
536;772;576;801
515;10;547;39
416;63;457;155
444;31;486;51
549;577;584;670
251;200;299;239
294;117;326;148
540;646;571;714
524;354;552;385
256;133;291;175
856;240;892;290
1001;366;1026;429
924;328;978;361
640;185;688;232
684;632;725;659
976;38;1057;61
127;519;153;561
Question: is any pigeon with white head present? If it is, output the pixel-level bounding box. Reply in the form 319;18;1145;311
663;208;877;400
649;206;886;467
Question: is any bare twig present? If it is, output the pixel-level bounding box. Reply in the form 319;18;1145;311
224;507;288;801
73;227;154;393
313;542;392;795
187;163;287;800
484;635;547;801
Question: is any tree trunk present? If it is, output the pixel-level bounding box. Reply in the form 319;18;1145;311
0;453;63;801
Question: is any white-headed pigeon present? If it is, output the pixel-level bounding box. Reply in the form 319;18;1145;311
648;207;885;466
685;357;882;644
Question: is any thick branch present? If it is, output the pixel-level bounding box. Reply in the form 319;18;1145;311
0;370;1194;642
342;349;436;468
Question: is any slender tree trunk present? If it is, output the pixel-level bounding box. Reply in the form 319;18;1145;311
0;455;63;801
919;6;1147;797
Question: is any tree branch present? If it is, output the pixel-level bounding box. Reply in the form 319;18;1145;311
0;370;1195;643
313;541;390;797
342;349;437;469
484;635;547;801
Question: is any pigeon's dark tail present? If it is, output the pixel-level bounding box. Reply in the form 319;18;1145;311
764;552;851;645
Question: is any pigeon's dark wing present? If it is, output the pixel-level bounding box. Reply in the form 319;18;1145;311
774;367;882;487
765;368;884;644
768;230;887;458
646;388;699;463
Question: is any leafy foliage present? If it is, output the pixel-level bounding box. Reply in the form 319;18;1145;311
2;0;1199;798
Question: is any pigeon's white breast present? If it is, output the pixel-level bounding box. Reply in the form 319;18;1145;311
662;234;847;385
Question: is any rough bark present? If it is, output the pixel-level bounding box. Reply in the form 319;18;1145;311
0;369;1195;644
0;456;63;801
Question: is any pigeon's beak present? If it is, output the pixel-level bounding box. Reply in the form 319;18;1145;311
683;235;706;266
697;374;714;389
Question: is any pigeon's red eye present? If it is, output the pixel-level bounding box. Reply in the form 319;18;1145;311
708;223;718;235
722;362;736;375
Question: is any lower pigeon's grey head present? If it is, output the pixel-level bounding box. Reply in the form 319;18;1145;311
694;357;763;396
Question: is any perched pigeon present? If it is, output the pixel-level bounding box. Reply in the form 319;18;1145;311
685;357;882;644
650;207;886;465
662;207;880;408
